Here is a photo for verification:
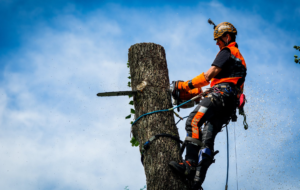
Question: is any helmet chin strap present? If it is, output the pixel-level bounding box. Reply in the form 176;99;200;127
220;36;229;47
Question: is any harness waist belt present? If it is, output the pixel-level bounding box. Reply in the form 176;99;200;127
213;83;237;89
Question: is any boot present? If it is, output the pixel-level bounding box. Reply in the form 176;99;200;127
192;148;215;190
169;143;199;180
192;157;212;190
169;159;197;181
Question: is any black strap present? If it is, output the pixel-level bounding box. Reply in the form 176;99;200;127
143;133;183;152
179;141;186;156
141;133;183;165
188;80;195;89
176;89;180;112
174;81;181;112
185;136;203;147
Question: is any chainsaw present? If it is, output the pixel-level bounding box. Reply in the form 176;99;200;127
97;81;202;112
170;81;202;112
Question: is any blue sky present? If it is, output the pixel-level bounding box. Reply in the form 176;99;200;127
0;0;300;190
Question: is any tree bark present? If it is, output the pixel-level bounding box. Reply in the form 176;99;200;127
128;43;187;190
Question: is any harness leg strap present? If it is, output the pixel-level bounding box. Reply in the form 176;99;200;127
184;137;203;163
185;136;203;147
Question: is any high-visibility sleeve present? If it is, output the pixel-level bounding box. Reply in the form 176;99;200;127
180;72;210;91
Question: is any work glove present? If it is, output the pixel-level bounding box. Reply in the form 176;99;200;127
173;81;202;95
177;72;210;91
172;81;203;103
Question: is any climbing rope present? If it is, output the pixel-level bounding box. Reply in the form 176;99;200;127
225;123;240;190
225;124;229;190
131;94;201;126
175;116;189;125
234;123;239;190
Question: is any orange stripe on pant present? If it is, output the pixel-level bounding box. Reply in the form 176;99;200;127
191;112;205;139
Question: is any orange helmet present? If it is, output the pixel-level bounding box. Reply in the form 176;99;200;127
213;22;237;40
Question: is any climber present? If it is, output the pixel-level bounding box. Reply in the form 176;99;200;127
169;21;247;189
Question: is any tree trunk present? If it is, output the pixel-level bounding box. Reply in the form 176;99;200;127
128;43;187;190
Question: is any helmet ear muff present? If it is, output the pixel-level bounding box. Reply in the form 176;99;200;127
224;32;237;43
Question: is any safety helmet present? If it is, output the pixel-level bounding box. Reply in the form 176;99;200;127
213;22;237;40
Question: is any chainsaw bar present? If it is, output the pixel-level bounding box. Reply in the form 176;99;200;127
97;90;138;97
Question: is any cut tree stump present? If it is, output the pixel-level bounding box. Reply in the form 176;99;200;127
129;43;188;190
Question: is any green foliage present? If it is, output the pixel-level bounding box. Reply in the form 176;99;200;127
294;45;300;64
130;137;139;147
126;60;137;147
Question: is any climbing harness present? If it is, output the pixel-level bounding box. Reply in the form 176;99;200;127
210;83;249;129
